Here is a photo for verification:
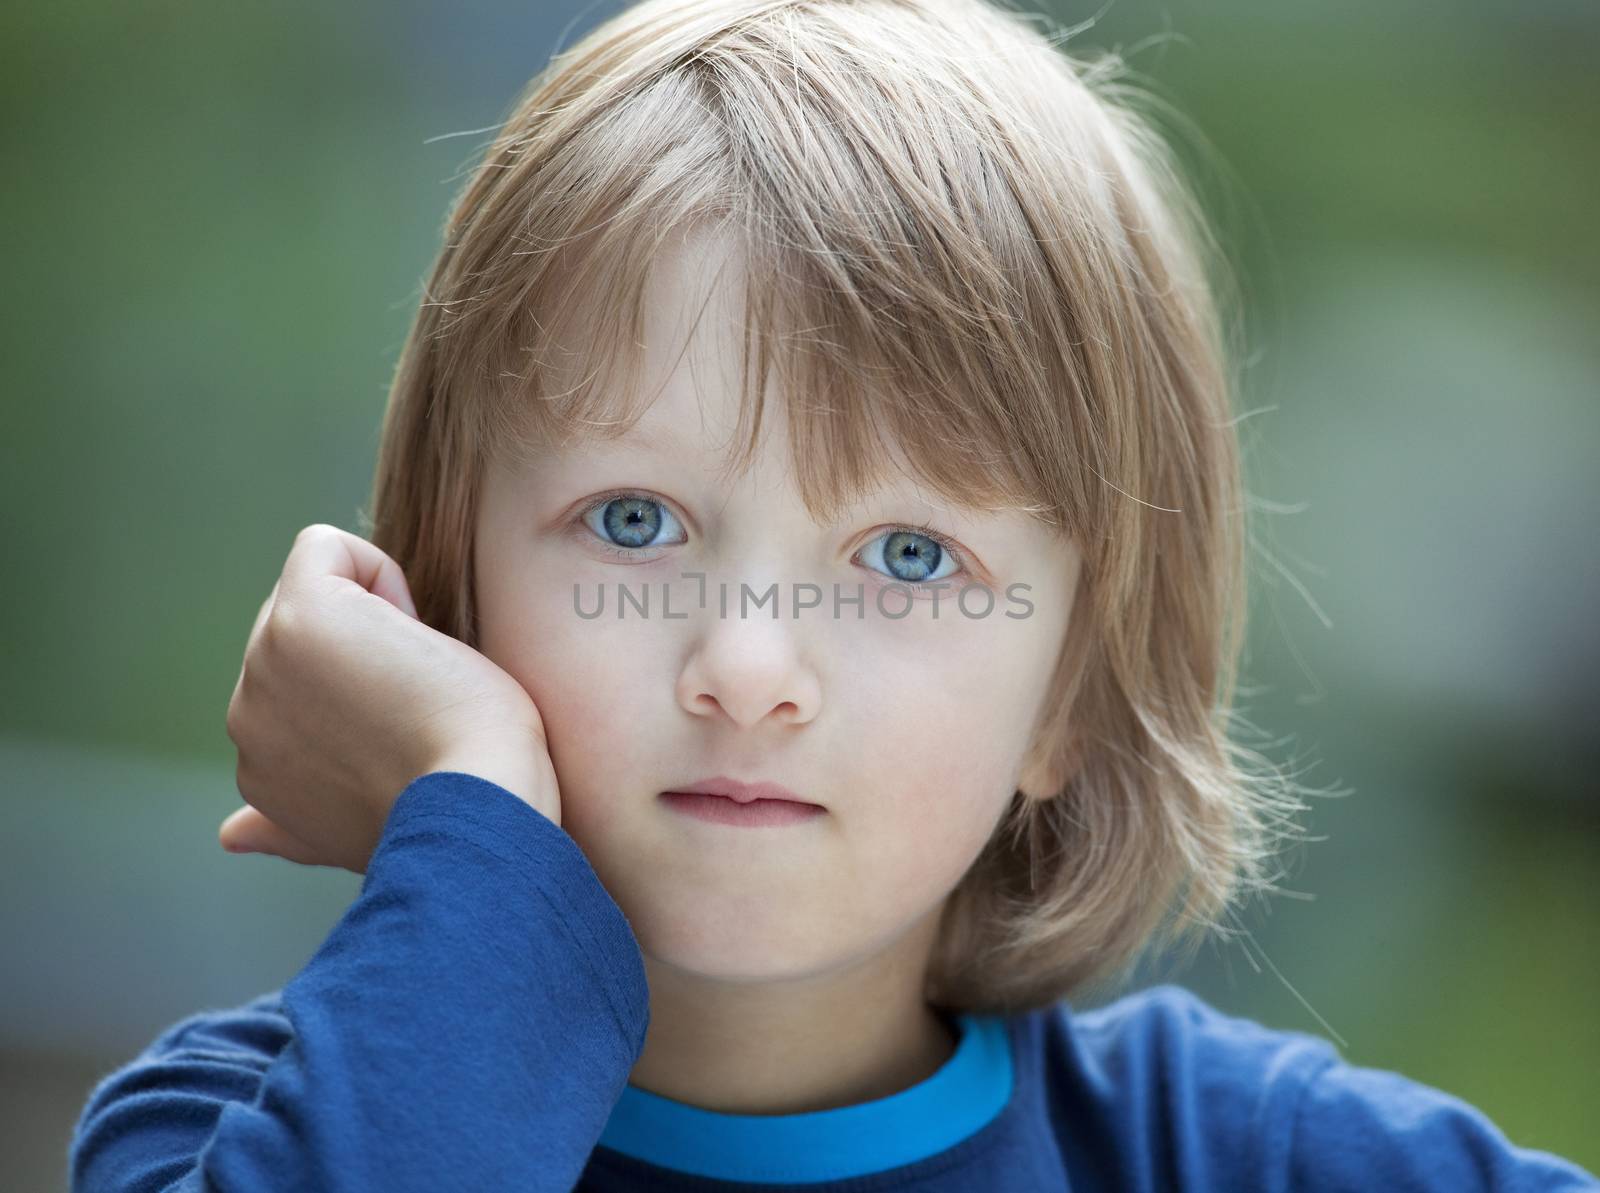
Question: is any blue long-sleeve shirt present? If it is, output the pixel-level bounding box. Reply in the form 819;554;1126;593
69;770;1598;1191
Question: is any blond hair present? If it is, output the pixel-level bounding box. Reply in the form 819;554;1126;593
363;0;1312;1013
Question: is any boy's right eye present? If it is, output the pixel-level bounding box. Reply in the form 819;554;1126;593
578;490;688;554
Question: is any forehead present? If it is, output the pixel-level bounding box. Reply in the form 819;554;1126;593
492;214;1063;533
534;227;920;494
551;388;955;524
572;228;753;439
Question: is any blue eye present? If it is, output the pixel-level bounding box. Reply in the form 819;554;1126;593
859;525;964;585
576;491;968;586
579;491;687;555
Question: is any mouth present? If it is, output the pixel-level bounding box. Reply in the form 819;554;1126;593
661;776;820;806
659;776;826;828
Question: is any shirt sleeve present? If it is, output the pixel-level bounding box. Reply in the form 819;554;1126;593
68;770;651;1193
1287;1050;1600;1192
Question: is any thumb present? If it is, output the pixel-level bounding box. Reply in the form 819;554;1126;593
218;806;325;867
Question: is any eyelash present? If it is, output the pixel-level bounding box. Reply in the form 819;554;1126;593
575;488;970;576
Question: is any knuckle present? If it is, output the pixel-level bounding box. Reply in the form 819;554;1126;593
290;522;332;561
225;689;254;743
295;522;341;550
261;597;299;651
224;672;251;737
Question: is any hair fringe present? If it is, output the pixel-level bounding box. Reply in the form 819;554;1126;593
359;0;1334;1014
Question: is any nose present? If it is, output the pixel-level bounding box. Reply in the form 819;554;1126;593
676;611;821;729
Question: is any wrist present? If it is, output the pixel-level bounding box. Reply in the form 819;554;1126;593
423;751;559;826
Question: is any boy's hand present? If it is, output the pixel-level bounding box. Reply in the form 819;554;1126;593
218;523;561;873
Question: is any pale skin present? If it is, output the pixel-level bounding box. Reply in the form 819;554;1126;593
475;227;1085;1111
222;224;1083;1116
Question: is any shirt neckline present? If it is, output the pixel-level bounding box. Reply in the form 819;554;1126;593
593;1010;1017;1183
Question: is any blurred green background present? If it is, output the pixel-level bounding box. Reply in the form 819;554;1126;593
2;0;1596;1187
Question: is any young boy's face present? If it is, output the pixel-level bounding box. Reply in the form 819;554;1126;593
472;227;1081;989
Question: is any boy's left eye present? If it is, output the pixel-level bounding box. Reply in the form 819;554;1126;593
576;490;967;584
856;526;963;584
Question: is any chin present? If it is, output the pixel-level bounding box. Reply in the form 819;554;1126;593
630;898;851;985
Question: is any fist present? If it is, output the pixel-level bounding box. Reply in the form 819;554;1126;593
220;523;561;872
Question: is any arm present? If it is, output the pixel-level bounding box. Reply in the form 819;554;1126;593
69;771;650;1193
1064;985;1598;1193
1287;1052;1600;1192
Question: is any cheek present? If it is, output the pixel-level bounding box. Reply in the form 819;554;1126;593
832;644;1036;898
475;566;675;806
841;615;1046;782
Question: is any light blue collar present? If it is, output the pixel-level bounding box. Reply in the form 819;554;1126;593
595;1011;1015;1182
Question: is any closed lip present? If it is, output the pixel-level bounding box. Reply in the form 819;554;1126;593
661;776;821;807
